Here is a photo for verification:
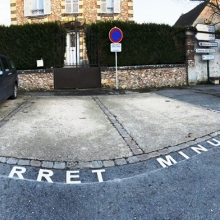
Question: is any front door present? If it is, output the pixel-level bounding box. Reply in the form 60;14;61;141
65;32;79;66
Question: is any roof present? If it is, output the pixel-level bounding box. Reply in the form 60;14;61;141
174;2;208;27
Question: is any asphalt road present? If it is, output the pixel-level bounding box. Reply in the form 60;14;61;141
1;85;220;219
1;141;220;219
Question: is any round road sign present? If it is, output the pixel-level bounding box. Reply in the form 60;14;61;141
109;27;123;43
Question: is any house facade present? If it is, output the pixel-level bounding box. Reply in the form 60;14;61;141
174;0;220;29
10;0;133;66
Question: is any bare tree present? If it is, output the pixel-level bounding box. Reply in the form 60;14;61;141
176;0;220;25
205;0;220;24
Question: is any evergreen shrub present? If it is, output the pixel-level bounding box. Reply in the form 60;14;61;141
85;21;186;67
0;22;66;70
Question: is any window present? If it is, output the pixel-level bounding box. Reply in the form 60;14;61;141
0;60;3;72
24;0;51;17
1;58;10;71
66;0;79;14
8;59;16;70
32;0;44;16
101;0;120;14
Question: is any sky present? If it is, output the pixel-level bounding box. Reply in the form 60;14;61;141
0;0;201;26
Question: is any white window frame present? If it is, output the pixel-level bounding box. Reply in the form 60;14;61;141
24;0;51;17
101;0;120;14
66;0;79;14
32;0;44;16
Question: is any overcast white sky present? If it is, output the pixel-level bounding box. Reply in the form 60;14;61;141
0;0;201;26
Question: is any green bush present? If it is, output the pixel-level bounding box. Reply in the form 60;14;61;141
0;22;66;70
85;21;186;66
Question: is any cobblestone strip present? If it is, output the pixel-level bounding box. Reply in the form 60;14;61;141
0;97;33;128
93;96;144;156
0;130;219;170
1;95;220;169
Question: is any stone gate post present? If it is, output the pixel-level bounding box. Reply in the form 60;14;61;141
185;27;196;85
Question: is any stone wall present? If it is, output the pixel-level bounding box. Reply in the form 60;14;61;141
18;70;54;91
18;65;187;91
102;65;187;89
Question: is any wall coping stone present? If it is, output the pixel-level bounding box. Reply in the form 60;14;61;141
101;64;186;71
17;64;186;74
18;69;54;74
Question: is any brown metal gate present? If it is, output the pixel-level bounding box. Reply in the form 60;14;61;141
53;20;103;89
54;67;101;89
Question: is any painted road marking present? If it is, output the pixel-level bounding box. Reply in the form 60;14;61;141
8;167;106;184
157;138;220;168
3;138;220;184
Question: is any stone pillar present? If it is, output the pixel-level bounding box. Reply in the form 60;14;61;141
185;27;196;85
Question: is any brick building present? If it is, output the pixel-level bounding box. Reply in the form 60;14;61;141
10;0;133;66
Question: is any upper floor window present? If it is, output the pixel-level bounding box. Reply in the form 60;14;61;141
66;0;79;14
24;0;51;17
32;0;44;15
101;0;120;14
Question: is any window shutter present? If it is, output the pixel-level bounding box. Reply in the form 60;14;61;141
72;0;79;13
66;0;72;13
101;0;106;13
44;0;51;14
114;0;120;13
24;0;32;16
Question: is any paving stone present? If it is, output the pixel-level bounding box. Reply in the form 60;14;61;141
109;118;117;123
131;148;143;155
104;109;110;114
169;145;180;152
115;158;127;166
31;160;41;167
17;159;30;166
118;128;125;133
121;132;131;138
121;133;130;138
103;160;115;167
158;148;172;155
91;161;103;168
210;131;220;137
0;157;7;163
127;142;139;150
53;162;66;169
124;137;133;142
195;136;211;143
7;158;18;165
78;162;92;169
66;161;78;169
114;123;122;129
147;152;160;158
185;141;197;147
108;116;116;120
42;161;54;168
127;156;140;164
137;154;150;161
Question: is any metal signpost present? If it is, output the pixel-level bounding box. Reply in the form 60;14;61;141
195;24;216;83
198;42;218;47
195;24;215;33
195;48;216;53
202;55;215;60
109;27;123;90
195;33;215;41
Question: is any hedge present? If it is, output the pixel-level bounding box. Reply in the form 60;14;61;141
85;21;186;67
0;22;66;70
